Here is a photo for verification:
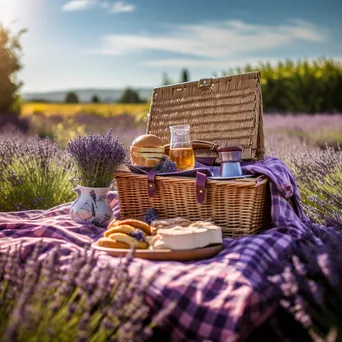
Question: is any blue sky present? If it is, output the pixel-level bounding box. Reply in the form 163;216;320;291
1;0;341;92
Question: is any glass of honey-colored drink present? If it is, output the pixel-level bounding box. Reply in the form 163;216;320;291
169;125;195;170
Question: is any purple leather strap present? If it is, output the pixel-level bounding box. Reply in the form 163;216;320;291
196;172;207;204
147;170;158;197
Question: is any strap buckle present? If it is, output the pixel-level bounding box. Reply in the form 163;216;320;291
198;78;212;88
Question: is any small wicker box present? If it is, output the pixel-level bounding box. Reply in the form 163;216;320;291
114;72;270;237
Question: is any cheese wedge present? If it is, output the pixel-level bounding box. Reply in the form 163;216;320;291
158;226;211;250
149;221;223;250
188;222;223;244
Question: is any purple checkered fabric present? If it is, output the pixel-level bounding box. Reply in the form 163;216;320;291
0;157;327;341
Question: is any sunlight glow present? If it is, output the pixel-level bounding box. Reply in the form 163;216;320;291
0;0;21;26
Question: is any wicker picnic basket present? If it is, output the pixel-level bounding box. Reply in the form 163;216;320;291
114;72;271;238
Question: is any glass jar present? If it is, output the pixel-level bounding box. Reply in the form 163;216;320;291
169;124;195;170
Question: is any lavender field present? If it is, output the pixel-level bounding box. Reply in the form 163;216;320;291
0;113;341;230
16;111;342;149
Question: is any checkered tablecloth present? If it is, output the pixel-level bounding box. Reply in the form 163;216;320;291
0;157;327;341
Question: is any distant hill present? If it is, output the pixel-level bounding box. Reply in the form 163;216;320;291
22;88;153;103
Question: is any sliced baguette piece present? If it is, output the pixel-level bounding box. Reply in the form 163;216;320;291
137;152;164;158
97;237;130;249
115;219;151;235
131;146;165;153
109;233;149;249
104;225;146;238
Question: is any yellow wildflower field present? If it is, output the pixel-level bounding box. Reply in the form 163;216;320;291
21;102;150;118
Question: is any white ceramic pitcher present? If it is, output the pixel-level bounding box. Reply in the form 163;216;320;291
70;185;112;227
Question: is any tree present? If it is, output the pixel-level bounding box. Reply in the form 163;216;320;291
91;95;100;103
180;69;190;83
117;88;142;103
162;72;172;85
0;25;26;115
65;92;79;103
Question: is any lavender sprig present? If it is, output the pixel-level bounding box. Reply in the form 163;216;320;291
136;156;178;174
144;208;158;224
67;129;127;188
154;157;178;173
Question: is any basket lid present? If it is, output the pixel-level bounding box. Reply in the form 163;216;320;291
147;72;264;160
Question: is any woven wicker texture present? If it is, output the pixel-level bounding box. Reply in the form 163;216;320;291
147;72;264;161
115;72;269;238
114;173;271;238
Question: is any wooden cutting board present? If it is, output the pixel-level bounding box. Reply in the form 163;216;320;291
91;242;223;261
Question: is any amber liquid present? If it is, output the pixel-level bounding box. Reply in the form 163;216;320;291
169;148;195;170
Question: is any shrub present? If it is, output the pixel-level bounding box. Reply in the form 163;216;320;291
0;25;26;115
162;72;172;85
180;69;190;82
65;92;79;104
118;88;144;104
224;58;342;113
0;243;170;341
0;133;75;211
91;95;100;103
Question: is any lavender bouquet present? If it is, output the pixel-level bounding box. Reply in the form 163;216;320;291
67;129;127;188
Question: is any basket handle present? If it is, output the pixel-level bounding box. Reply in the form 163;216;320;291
196;172;207;204
147;170;158;197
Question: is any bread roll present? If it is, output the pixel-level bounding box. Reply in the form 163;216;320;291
97;237;130;249
104;224;146;238
115;219;151;235
130;134;165;168
109;233;149;249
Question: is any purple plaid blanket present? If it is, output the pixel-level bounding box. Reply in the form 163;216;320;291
0;157;327;341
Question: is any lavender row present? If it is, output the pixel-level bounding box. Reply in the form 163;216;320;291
0;243;172;341
267;226;342;341
0;130;75;211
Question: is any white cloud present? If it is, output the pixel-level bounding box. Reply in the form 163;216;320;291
62;0;97;11
62;0;135;13
110;1;135;13
94;19;326;65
